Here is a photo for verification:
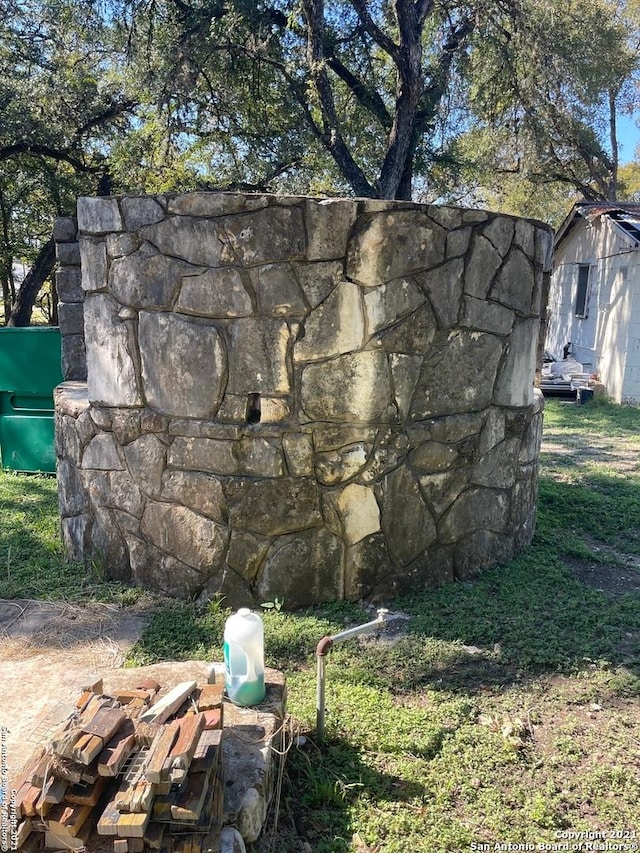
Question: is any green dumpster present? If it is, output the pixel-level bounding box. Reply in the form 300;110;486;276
0;327;63;473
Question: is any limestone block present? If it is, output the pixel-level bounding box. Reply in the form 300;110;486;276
313;425;377;451
463;210;488;223
76;409;96;445
141;216;226;266
358;430;409;484
227;318;290;395
58;302;84;335
460;297;514;336
229;478;322;536
58;459;89;516
256;528;343;608
61;335;86;382
472;437;520;488
454;530;514;581
124;433;166;497
161;470;227;521
519;410;543;464
237;788;265;844
305;198;358;260
110;410;141;444
363;278;425;336
382;466;436;566
301;351;393;422
428;205;463;229
220;206;305;265
295;281;364;362
438;487;509;543
226;530;270;582
409;412;483;444
490;249;534;315
374;302;438;353
464;235;502;299
493;318;539;408
511;476;537;529
79;237;108;292
482;217;514;257
109;471;145;517
54;381;90;418
250;264;307;316
84;294;143;406
54;217;78;242
83;433;124;470
82;469;109;507
389;354;422;419
259;397;291;423
234;435;285;477
106;232;140;259
168;435;284;477
344;533;390;599
139;312;226;418
58;414;82;465
282;433;314;476
177;268;253;317
90;506;131;582
56;242;81;265
141;501;229;571
315;442;371;485
77;197;123;233
110;244;196;308
57;268;83;302
217;394;249;423
411;330;504;418
478;408;506;455
61;514;89;561
515;220;535;257
446;227;472;259
327;483;381;545
127;535;208;597
535;227;554;272
121;196;165;230
417;469;469;516
169;436;233;473
346;211;446;285
294;261;342;308
409;441;460;473
414;259;464;328
167;192;267;217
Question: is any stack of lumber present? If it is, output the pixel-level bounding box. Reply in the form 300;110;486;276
11;677;225;853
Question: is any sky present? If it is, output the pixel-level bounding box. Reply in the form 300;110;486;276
617;112;640;163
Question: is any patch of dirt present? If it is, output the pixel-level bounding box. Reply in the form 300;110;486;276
563;555;640;594
0;599;148;778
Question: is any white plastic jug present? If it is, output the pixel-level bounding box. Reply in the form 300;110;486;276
223;608;266;707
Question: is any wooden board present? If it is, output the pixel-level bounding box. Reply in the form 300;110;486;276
137;682;197;726
97;721;136;777
190;729;221;775
41;776;68;805
64;775;106;807
82;706;127;741
115;811;149;839
144;720;180;784
195;684;223;712
96;795;122;837
170;772;210;822
46;802;92;837
167;713;206;784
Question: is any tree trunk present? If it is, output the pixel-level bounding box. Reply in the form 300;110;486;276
6;238;56;327
608;89;618;201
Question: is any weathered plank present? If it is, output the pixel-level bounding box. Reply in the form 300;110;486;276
144;720;180;784
137;681;197;726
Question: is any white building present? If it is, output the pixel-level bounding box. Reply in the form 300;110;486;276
546;202;640;403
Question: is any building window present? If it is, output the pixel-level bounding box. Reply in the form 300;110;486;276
575;264;591;318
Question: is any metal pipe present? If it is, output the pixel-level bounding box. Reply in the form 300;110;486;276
316;608;389;740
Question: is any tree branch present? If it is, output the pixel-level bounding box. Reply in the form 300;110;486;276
0;143;101;172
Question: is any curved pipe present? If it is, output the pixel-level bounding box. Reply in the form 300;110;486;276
316;609;389;740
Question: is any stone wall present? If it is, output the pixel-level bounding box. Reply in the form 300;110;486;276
54;216;87;381
55;193;552;606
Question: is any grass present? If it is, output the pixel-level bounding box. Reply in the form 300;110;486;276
2;398;640;850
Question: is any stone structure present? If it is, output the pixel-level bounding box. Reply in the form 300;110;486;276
55;193;552;606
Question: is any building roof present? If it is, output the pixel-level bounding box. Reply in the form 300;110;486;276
555;201;640;248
